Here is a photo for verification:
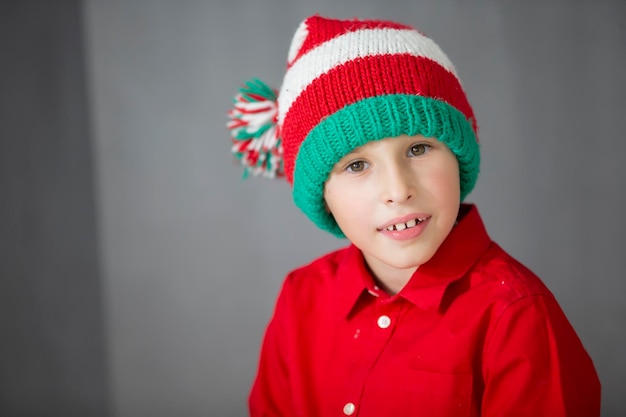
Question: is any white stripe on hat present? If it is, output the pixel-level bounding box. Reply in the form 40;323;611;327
278;27;459;125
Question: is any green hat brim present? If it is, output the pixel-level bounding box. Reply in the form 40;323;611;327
293;94;480;238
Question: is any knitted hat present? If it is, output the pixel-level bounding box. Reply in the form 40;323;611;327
228;15;480;237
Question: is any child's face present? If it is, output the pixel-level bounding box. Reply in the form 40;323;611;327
324;135;460;280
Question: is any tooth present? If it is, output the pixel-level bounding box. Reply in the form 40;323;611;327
406;219;417;228
387;225;394;231
395;222;407;231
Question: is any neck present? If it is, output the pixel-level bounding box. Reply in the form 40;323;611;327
363;256;417;295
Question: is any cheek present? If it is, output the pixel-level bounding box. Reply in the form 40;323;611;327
324;186;345;213
323;182;341;214
323;183;332;206
323;186;330;211
324;179;364;220
439;169;461;196
429;159;460;201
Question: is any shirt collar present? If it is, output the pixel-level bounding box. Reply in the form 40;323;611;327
335;204;492;317
335;244;376;318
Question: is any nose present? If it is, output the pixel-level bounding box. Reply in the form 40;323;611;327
379;161;416;204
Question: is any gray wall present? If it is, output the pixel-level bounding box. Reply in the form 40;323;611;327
84;1;626;416
0;1;110;416
2;0;624;416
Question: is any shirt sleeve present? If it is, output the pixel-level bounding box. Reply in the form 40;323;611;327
481;294;601;417
248;277;296;417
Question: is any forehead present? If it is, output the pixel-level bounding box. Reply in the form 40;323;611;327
341;134;430;156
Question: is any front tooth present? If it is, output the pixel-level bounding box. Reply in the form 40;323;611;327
395;222;407;231
405;219;417;228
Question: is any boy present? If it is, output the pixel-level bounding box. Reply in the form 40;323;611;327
227;15;600;417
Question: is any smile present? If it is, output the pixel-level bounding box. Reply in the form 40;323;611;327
385;217;428;231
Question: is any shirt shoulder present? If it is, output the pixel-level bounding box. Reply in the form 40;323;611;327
279;246;351;302
288;246;349;280
469;242;557;305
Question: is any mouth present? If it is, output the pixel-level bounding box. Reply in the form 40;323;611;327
382;217;429;232
377;213;432;232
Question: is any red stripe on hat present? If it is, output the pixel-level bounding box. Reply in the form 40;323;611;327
290;16;413;68
281;53;475;183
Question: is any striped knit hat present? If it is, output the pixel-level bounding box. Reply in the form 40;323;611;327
228;15;480;237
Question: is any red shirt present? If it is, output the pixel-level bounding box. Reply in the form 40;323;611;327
249;205;600;417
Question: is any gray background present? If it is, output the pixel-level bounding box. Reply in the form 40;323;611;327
1;0;625;416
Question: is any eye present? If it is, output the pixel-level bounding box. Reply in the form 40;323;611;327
408;143;431;157
345;160;368;173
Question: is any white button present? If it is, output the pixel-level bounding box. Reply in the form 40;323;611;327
343;402;356;415
377;315;391;329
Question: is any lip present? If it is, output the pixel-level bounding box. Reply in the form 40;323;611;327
377;213;431;242
377;213;430;231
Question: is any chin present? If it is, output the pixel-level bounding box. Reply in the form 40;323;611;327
383;255;429;271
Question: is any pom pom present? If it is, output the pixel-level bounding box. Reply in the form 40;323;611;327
227;78;283;178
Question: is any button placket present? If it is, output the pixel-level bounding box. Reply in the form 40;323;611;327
337;299;402;416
